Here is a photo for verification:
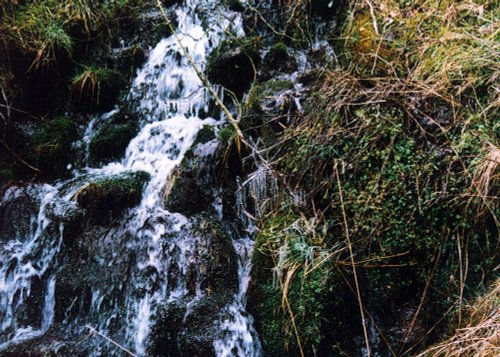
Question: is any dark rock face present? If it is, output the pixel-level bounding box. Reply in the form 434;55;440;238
0;186;41;242
260;42;298;80
164;126;217;216
224;0;246;12
206;37;261;98
71;67;126;113
88;111;139;166
75;171;150;223
147;216;239;357
32;117;79;179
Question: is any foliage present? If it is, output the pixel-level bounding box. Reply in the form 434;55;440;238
251;0;499;355
250;212;344;355
74;171;150;222
418;278;500;356
71;65;125;111
342;0;499;105
0;0;140;69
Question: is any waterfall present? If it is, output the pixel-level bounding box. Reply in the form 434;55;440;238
0;0;262;355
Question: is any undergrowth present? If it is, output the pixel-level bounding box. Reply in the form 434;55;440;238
251;0;499;355
0;0;140;69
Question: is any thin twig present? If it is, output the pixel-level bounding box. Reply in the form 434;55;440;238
334;161;371;357
86;325;138;357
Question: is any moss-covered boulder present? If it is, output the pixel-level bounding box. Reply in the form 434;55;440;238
71;66;125;113
260;42;298;80
207;36;261;98
88;123;137;165
75;171;149;223
88;111;139;165
33;116;79;178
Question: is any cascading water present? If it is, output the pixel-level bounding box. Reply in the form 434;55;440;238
0;0;262;355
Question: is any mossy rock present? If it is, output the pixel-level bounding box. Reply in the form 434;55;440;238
88;114;138;165
241;79;294;143
33;116;79;178
191;215;239;294
164;126;217;216
260;42;298;80
206;36;261;98
71;66;126;112
246;79;294;112
193;125;216;146
111;44;146;78
75;171;150;223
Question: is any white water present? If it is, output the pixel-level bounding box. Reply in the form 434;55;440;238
0;0;261;355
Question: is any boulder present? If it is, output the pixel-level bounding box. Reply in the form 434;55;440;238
164;126;216;216
74;171;150;223
33;116;79;178
206;36;261;98
0;185;41;242
88;111;138;165
148;216;239;356
260;42;298;80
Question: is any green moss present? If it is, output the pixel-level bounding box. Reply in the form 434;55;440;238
246;80;294;114
75;171;150;222
268;42;288;58
241;79;294;144
206;36;261;97
89;122;137;165
33;116;79;178
193;125;216;146
218;125;236;142
71;65;125;112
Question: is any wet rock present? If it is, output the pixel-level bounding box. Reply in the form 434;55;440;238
191;215;239;293
0;185;41;242
177;297;222;357
71;66;125;113
88;111;139;165
148;216;238;357
164;126;217;216
260;42;298;80
33;117;79;178
110;44;147;78
148;301;186;357
224;0;246;12
15;274;47;329
74;171;150;223
206;36;261;98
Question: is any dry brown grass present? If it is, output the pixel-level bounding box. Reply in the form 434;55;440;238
470;144;500;215
417;278;500;357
